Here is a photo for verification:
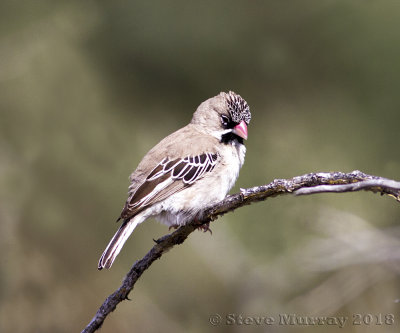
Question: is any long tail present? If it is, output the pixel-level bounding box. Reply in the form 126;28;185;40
98;217;140;270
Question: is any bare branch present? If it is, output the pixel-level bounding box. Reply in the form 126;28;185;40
81;170;400;333
294;178;400;196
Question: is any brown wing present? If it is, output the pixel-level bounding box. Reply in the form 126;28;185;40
119;153;218;220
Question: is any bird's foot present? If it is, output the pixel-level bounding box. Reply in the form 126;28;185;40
196;222;212;235
168;224;180;231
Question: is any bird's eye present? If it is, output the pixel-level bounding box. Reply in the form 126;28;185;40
221;115;230;128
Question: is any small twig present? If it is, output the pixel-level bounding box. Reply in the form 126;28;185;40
295;179;400;197
81;170;400;333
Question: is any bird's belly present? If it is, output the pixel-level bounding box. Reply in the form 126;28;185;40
154;177;230;226
154;145;244;227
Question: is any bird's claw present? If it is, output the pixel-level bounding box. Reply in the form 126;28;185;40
197;222;212;235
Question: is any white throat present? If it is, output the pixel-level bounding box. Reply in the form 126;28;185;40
211;128;232;140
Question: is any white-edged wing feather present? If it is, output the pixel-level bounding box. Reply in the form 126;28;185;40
120;153;218;220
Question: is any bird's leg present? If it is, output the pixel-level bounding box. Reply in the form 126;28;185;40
197;222;212;234
192;214;213;234
190;213;213;234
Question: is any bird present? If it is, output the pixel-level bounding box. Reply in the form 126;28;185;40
98;91;251;269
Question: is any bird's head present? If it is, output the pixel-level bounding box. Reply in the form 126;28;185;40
191;91;251;143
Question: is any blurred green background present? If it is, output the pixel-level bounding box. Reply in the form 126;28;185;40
1;1;400;332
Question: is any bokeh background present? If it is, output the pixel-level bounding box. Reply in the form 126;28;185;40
1;1;400;332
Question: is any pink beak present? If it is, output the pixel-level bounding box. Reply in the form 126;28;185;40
232;120;248;140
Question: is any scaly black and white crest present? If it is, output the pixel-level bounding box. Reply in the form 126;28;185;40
224;91;251;125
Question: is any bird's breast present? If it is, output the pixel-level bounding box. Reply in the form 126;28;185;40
153;142;246;227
